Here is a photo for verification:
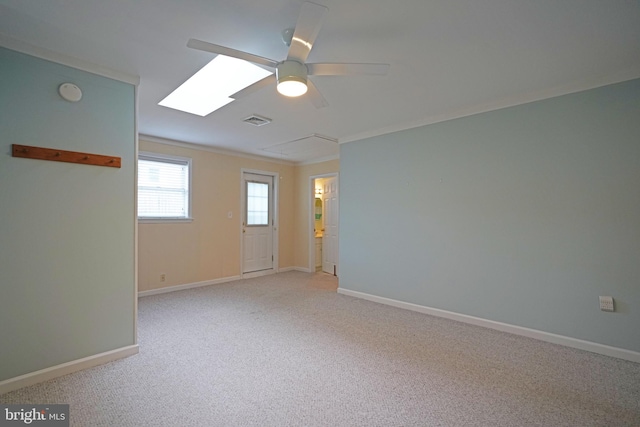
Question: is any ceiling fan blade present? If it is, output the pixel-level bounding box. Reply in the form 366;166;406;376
287;2;328;63
306;79;329;109
230;75;276;99
187;38;279;69
307;63;390;76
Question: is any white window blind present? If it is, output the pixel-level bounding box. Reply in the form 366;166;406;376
138;154;190;219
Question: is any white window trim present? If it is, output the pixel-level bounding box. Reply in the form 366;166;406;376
138;151;193;223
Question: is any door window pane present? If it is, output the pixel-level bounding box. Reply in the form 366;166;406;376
247;181;269;225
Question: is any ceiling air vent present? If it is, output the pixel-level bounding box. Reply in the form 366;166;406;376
242;115;272;127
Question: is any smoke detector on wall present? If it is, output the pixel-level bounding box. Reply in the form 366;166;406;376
58;83;82;102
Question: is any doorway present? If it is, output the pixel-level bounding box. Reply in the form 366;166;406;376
241;170;278;277
310;174;339;276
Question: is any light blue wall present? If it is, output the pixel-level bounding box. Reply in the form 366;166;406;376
0;47;136;381
340;79;640;353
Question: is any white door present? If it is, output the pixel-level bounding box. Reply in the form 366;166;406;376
243;173;274;274
322;176;339;275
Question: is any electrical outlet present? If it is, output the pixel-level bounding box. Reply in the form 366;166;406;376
160;273;166;282
599;296;614;312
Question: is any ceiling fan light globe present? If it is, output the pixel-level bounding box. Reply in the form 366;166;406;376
277;79;308;97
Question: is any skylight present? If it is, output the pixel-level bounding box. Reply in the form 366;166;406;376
159;55;272;116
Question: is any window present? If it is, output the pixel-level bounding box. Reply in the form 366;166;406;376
138;153;191;221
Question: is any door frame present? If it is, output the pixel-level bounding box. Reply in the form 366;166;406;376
241;168;279;278
308;173;339;273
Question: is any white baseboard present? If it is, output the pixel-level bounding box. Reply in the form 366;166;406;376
138;275;241;297
279;266;313;273
337;288;640;364
242;270;277;279
0;345;139;395
139;269;313;297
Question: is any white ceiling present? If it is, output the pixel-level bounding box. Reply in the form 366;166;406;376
1;0;639;163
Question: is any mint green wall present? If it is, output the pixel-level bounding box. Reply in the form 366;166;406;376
0;48;136;381
340;79;640;353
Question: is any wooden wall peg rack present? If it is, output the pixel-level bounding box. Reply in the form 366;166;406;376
12;144;121;168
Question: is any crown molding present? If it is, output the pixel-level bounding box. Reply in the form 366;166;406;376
296;154;340;166
0;33;139;85
340;66;640;145
139;134;295;166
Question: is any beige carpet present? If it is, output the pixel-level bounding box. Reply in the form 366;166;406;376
2;271;639;426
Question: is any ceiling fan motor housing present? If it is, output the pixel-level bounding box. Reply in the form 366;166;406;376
276;60;308;96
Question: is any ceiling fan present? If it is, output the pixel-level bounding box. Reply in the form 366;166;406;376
187;1;389;108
